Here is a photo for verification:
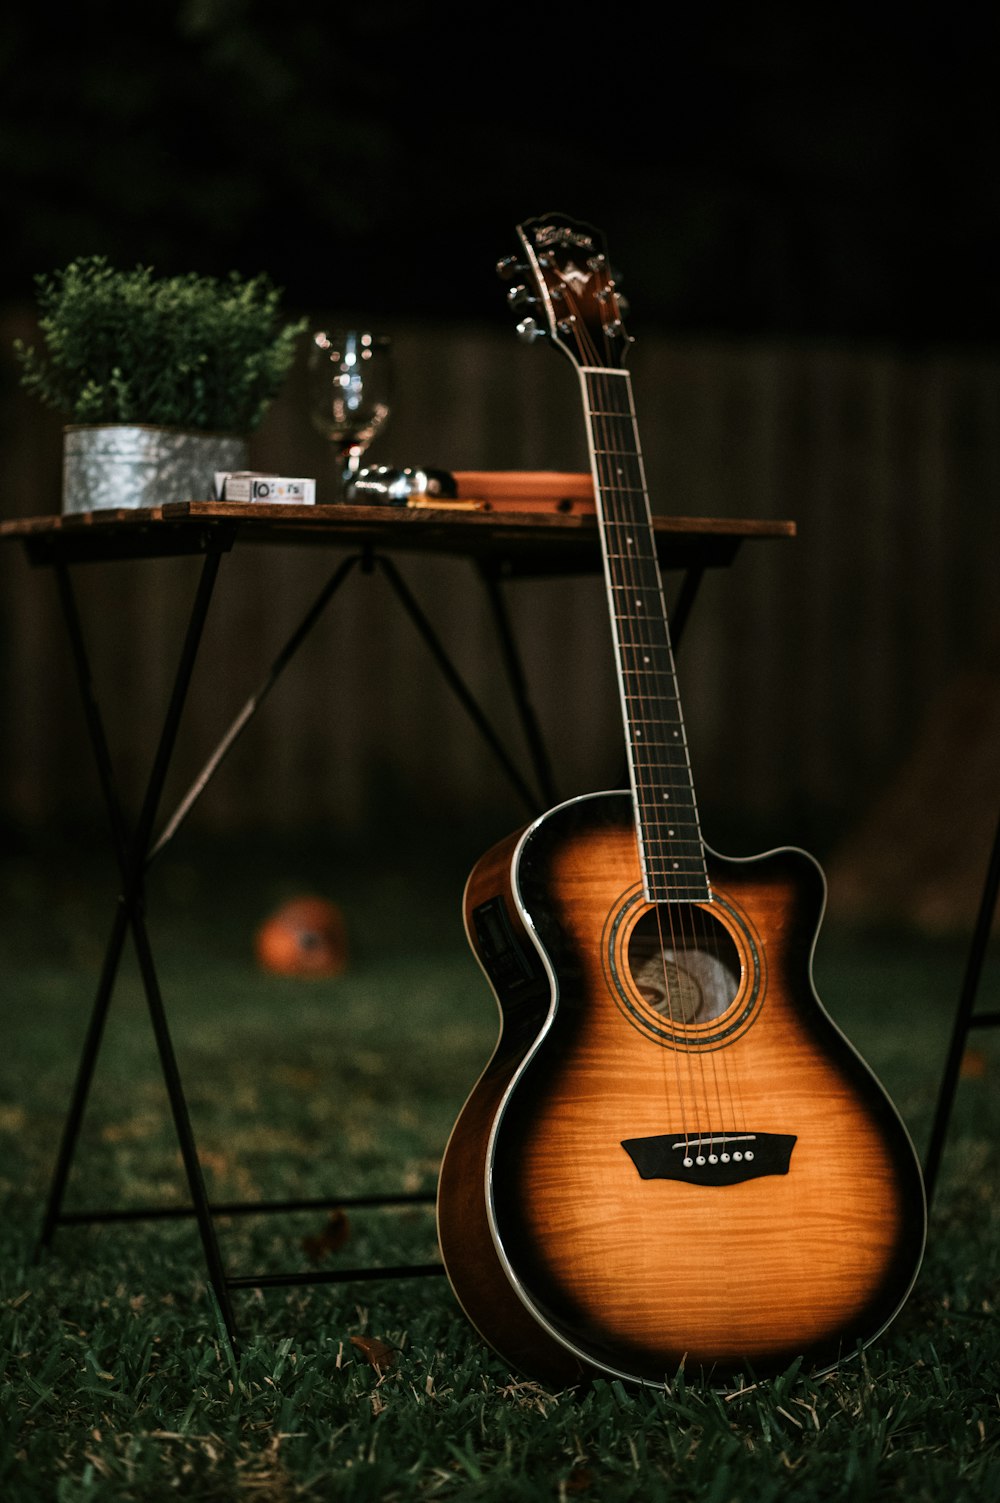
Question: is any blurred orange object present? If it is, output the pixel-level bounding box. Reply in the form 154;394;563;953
254;896;349;978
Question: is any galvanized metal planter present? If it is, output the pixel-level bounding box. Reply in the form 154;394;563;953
62;424;249;515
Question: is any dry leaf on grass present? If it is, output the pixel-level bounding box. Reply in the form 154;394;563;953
961;1048;989;1079
349;1335;397;1375
301;1209;351;1264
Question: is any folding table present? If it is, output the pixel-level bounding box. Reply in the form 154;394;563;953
0;497;796;1353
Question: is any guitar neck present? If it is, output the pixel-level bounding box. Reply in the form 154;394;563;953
580;366;710;904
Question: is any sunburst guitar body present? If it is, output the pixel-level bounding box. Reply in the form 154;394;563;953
436;212;925;1386
438;793;926;1386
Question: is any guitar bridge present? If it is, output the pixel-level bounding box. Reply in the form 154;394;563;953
621;1131;796;1186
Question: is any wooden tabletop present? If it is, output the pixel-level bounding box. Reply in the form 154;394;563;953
0;501;796;576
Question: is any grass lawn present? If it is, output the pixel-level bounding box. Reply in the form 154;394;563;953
1;833;998;1501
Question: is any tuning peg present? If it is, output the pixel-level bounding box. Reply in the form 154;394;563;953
516;316;546;344
506;284;536;310
496;256;527;282
616;293;631;318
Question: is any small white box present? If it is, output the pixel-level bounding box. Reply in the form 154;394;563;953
215;471;316;504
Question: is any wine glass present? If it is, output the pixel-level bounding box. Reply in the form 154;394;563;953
307;329;392;495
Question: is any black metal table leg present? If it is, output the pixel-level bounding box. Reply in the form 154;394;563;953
148;552;361;866
38;549;242;1350
669;565;705;652
37;897;131;1255
478;566;558;810
38;547;474;1352
923;807;1000;1208
375;553;545;815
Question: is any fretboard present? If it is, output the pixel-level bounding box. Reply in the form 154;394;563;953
580;366;710;904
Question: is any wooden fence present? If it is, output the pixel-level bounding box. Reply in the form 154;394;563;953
2;311;998;923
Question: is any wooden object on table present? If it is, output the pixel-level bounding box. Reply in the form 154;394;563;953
448;471;595;513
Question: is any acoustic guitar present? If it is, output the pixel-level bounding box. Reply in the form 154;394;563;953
436;213;926;1387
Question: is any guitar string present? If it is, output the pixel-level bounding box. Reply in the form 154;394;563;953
613;372;744;1147
595;368;727;1143
564;295;695;1143
587;367;703;1132
609;371;745;1144
586;362;698;1144
584;344;738;1147
579;343;709;1141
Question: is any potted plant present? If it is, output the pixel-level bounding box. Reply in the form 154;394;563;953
14;257;306;514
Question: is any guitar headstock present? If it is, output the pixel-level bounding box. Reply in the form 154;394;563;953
499;212;632;370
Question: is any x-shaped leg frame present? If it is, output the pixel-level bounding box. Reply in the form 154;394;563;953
33;538;709;1355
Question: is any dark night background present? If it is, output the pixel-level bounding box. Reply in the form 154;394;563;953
1;0;998;933
1;1;997;343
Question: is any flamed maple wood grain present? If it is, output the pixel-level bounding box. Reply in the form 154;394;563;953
438;794;925;1386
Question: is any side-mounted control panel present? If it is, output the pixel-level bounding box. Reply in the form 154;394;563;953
471;897;542;1001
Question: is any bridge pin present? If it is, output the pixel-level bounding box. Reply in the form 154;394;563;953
745;1150;754;1161
696;1155;706;1165
733;1152;743;1161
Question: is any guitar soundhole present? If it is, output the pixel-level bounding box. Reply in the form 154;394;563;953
627;906;741;1025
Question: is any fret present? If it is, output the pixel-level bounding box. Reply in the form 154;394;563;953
596;490;646;506
642;855;706;871
635;785;699;802
598;505;651;522
635;797;699;812
620;684;681;699
619;672;679;687
633;775;696;787
642;834;706;853
634;823;697;835
623;706;686;720
615;635;676;652
601;522;658;538
641;835;705;854
643;886;709;894
632;772;697;785
606;556;663;574
629;746;691;757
